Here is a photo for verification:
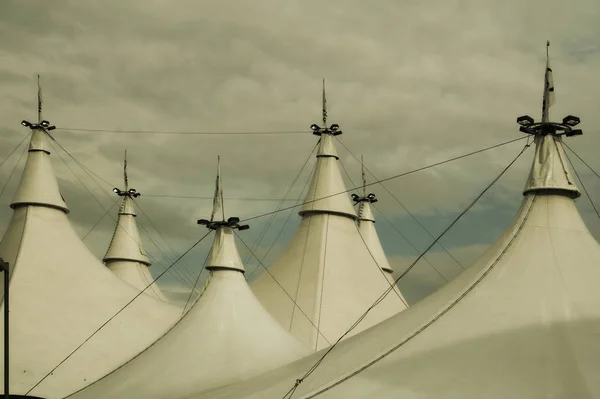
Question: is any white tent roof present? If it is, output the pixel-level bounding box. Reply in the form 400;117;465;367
0;128;180;398
103;179;166;301
67;222;308;399
251;129;408;351
187;78;600;399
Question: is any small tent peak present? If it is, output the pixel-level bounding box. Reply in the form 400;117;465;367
112;151;141;217
103;155;150;266
197;157;249;273
353;193;377;222
352;156;378;222
516;41;583;199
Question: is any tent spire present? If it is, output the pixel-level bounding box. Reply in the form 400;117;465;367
516;41;583;198
37;74;42;124
322;78;327;126
198;158;249;273
541;40;555;123
351;158;401;278
14;77;67;212
104;154;151;266
210;156;225;222
361;155;366;198
123;150;129;191
251;88;406;351
351;158;378;223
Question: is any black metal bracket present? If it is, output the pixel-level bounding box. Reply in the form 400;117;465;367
112;188;141;198
197;216;249;231
310;123;342;136
516;115;583;137
351;193;378;205
20;119;56;141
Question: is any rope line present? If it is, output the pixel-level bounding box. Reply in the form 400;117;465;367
371;203;449;282
282;142;530;399
562;145;600;219
337;157;407;303
25;231;212;395
145;194;301;201
335;137;464;270
244;142;318;275
354;220;408;306
81;198;120;240
234;231;332;347
563;143;600;181
135;217;197;288
338;151;448;282
0;137;29;198
246;136;528;223
315;215;330;351
57;128;309;135
0;132;31;171
288;156;320;333
246;161;316;281
305;194;538;398
51;139;195;288
134;200;199;286
181;244;212;315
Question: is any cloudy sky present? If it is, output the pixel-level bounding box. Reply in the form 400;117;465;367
1;0;600;304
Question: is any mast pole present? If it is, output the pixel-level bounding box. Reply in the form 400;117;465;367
0;258;9;399
37;74;42;124
361;155;366;198
542;41;552;123
322;78;327;126
219;155;225;221
124;150;129;191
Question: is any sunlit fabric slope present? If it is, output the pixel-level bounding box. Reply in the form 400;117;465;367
0;129;179;398
67;226;308;399
251;132;408;351
189;134;600;399
104;195;166;301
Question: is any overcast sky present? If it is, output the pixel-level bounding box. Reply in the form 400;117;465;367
1;0;600;304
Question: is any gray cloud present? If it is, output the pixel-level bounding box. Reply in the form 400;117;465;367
1;0;600;302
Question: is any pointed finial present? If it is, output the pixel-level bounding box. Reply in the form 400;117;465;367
20;74;56;134
516;41;583;138
322;78;327;126
541;40;555;123
198;156;249;231
361;155;367;198
37;74;42;123
112;151;140;200
210;156;225;222
124;150;129;190
351;156;378;206
310;79;342;137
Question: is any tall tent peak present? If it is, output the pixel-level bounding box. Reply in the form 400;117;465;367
251;89;406;350
517;41;582;199
300;85;356;218
198;157;249;273
12;78;69;213
310;79;342;159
